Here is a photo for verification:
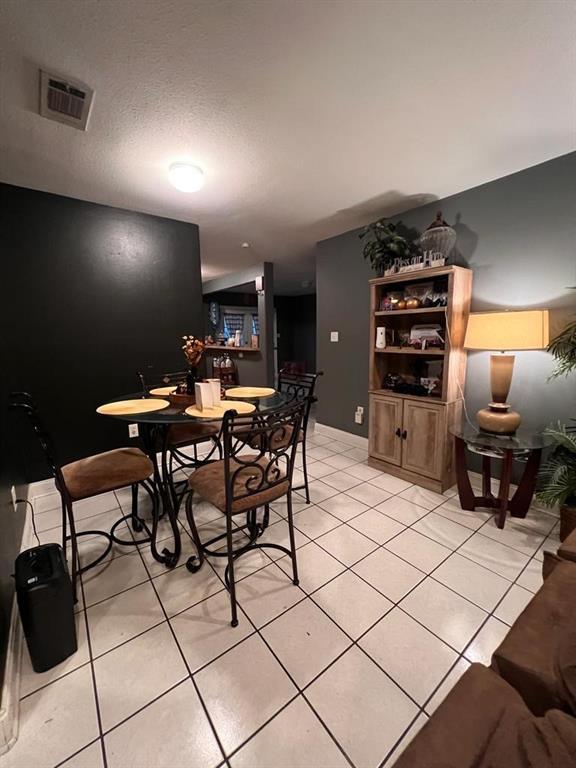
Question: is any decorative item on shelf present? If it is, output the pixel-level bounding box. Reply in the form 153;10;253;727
359;218;421;276
464;309;550;434
421;377;442;396
398;331;410;347
212;355;222;379
216;333;226;346
182;335;205;394
251;334;259;349
405;298;420;310
409;324;445;350
382;373;403;390
396;299;407;310
397;254;426;274
376;327;387;349
204;334;214;345
418;211;457;265
234;329;242;347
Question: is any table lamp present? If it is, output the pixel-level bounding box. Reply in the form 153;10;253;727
464;309;549;434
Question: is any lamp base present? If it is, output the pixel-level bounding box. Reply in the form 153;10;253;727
477;403;521;435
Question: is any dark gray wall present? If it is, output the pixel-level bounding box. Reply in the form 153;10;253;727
317;152;576;437
1;183;203;480
0;183;203;681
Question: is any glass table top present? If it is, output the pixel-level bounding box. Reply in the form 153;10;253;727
452;424;553;452
98;390;289;424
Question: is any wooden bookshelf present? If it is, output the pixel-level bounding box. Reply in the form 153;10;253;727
368;265;472;492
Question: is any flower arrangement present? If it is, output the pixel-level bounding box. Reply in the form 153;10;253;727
181;335;205;368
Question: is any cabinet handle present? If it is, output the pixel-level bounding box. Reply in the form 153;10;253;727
395;428;402;438
401;430;408;440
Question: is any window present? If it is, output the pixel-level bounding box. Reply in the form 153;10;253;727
223;312;245;341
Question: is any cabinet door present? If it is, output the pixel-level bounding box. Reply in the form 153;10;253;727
402;401;445;479
369;395;403;466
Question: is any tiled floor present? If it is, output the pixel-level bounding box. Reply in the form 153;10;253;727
9;430;558;768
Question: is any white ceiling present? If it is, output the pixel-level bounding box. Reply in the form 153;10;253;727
1;0;575;293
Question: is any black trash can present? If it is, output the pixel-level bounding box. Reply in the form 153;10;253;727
15;543;77;672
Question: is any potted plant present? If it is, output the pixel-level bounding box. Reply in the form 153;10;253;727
537;318;576;538
359;218;420;276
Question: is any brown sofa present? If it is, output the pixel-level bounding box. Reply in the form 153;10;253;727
394;524;576;767
394;664;576;768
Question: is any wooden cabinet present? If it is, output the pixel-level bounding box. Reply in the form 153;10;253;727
369;395;402;466
369;394;461;491
368;265;472;492
402;400;444;479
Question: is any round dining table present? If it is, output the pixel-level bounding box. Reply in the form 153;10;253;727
97;388;288;569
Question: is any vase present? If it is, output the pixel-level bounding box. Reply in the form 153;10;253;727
418;211;457;261
186;366;200;395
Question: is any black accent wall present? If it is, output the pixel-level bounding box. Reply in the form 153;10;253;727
1;183;203;481
0;183;203;682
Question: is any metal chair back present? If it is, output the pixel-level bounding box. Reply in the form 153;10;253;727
221;399;307;514
9;392;67;493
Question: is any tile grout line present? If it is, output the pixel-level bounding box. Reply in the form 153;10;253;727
27;440;555;768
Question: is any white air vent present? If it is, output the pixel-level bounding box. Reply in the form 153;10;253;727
39;69;94;130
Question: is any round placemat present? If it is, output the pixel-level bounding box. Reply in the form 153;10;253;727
149;386;177;396
185;400;256;419
96;399;170;416
225;387;276;398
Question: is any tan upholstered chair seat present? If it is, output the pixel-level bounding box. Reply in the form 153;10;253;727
167;422;219;447
394;663;576;768
62;447;153;501
492;560;576;716
188;454;289;514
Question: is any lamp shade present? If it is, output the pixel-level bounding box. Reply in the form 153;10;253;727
464;310;549;351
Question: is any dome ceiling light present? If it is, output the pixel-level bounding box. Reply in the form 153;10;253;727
168;162;205;192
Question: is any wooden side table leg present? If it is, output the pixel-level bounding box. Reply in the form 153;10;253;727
497;449;513;529
482;455;492;499
455;436;475;510
509;448;542;518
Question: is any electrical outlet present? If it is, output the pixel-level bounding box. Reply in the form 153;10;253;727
354;406;364;425
330;331;339;342
128;423;139;438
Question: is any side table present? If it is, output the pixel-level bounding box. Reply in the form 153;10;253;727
452;426;551;529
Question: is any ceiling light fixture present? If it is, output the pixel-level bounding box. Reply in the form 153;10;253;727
168;162;205;192
241;242;251;248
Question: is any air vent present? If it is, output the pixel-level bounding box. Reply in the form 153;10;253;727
39;70;94;130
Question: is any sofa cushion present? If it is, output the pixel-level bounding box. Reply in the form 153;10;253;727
188;454;289;514
394;664;576;768
492;560;576;715
558;528;576;564
62;447;153;501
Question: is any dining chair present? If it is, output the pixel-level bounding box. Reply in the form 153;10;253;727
10;392;157;600
137;368;222;510
277;369;323;503
184;398;307;626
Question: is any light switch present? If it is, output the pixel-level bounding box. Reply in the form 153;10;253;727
330;331;339;342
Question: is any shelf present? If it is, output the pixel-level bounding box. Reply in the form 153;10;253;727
205;345;260;353
370;388;445;403
373;347;445;356
374;307;446;317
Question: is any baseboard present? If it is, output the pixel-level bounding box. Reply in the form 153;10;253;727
314;422;369;450
0;490;34;756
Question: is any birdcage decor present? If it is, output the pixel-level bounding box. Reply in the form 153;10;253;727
418;211;457;267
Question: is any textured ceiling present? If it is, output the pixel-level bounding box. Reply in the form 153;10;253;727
1;0;575;293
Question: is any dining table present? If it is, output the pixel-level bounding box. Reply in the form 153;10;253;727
96;386;288;570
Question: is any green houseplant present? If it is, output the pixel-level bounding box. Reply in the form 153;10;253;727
537;317;576;536
359;218;419;275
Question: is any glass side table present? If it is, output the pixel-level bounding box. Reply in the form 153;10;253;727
451;426;552;530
